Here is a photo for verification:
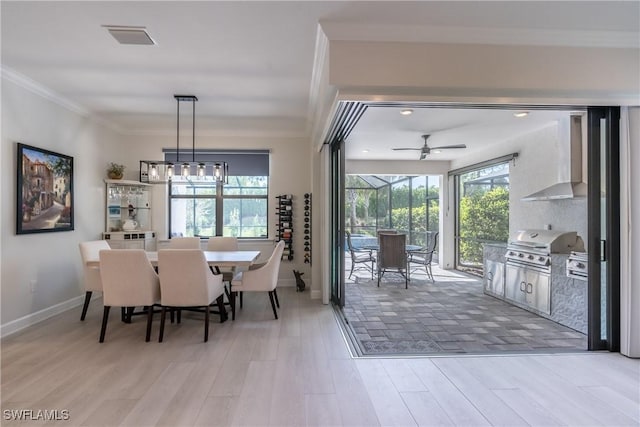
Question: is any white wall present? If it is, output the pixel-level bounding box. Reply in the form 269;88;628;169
508;123;587;240
330;41;639;105
1;78;116;329
115;133;313;290
620;107;640;358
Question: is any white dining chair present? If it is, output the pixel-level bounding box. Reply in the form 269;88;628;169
78;240;111;321
206;236;239;281
207;236;239;317
157;249;226;342
168;236;201;249
230;240;285;320
98;249;160;342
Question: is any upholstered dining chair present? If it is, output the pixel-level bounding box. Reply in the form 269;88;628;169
206;236;238;281
168;236;201;249
98;249;160;342
345;231;375;280
78;240;111;321
230;240;285;320
377;233;409;289
409;231;439;281
157;249;226;342
206;236;239;316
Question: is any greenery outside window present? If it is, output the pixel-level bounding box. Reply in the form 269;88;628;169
345;174;440;248
167;150;269;238
454;161;510;274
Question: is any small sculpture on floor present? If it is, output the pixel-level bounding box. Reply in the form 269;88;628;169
293;270;306;292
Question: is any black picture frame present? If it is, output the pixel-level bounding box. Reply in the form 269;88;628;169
16;143;74;234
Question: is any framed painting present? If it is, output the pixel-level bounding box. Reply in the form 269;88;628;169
16;143;74;234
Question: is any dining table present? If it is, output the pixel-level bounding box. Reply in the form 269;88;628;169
85;250;261;268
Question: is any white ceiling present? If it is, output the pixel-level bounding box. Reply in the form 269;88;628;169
2;1;638;151
345;106;579;161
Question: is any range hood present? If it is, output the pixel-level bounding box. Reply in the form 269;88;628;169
522;115;587;201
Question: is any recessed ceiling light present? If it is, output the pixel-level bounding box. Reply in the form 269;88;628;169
432;150;442;154
362;149;370;153
103;25;156;45
400;109;413;116
514;111;529;118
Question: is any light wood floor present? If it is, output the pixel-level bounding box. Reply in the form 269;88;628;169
1;288;638;426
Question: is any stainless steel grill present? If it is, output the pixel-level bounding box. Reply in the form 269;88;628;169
566;251;588;280
504;229;584;315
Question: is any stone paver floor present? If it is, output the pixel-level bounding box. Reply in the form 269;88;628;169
343;262;587;356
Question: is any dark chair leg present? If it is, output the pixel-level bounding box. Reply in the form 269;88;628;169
268;291;278;320
99;306;111;343
230;291;237;321
121;307;126;322
240;292;243;309
177;309;182;324
80;291;92;321
125;307;134;323
349;261;354;279
159;306;167;343
145;306;153;342
273;288;280;308
204;305;210;342
216;295;227;323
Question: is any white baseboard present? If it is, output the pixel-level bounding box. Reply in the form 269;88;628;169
0;294;88;338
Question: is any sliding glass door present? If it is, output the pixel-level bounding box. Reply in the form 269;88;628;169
587;107;620;351
330;138;346;307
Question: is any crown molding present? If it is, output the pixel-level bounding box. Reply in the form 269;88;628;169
1;65;89;116
1;66;123;133
320;22;640;49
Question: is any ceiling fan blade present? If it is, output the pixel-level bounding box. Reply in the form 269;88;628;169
392;148;422;151
430;144;467;150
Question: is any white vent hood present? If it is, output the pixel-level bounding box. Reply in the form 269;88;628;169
522;115;587;201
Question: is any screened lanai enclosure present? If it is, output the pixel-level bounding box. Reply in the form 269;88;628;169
345;175;440;248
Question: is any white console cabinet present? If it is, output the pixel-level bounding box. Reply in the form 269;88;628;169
103;179;156;250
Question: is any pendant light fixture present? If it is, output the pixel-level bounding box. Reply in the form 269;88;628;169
139;95;229;184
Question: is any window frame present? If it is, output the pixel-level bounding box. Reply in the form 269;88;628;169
450;153;516;272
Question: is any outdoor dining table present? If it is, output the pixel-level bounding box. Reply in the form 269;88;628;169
361;244;423;281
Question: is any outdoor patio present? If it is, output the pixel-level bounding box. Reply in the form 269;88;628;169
342;261;588;356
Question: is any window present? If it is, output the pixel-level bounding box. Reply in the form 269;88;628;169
168;151;269;238
452;158;511;274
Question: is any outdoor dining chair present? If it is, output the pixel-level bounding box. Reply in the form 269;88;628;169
377;233;409;289
408;231;439;281
345;230;375;280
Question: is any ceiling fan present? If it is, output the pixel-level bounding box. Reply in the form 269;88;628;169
392;134;467;160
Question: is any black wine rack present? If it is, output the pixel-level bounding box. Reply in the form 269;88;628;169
303;193;311;265
276;194;294;261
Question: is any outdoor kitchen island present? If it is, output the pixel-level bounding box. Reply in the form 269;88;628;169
483;232;587;334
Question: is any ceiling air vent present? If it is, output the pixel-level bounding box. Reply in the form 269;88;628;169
104;25;156;45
